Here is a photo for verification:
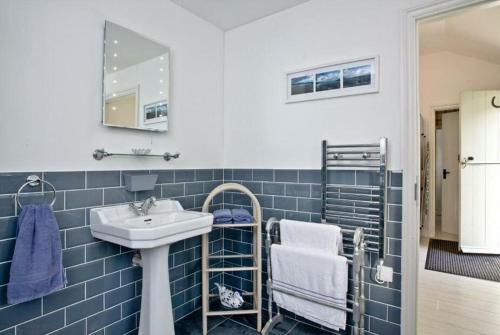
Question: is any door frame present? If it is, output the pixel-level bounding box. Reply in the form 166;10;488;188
402;1;493;334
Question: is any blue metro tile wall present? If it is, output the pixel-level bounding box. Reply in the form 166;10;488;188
0;168;402;335
0;169;223;335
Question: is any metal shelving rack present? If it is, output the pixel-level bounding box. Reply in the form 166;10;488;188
201;183;262;335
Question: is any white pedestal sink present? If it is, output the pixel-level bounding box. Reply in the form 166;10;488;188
90;200;213;335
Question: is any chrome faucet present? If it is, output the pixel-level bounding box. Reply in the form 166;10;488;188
129;196;157;216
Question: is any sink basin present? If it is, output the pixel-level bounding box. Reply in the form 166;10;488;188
90;199;213;335
90;199;212;248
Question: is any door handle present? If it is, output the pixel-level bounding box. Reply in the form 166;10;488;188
443;169;451;179
460;156;474;168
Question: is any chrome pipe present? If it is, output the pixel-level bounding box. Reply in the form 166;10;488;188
325;210;379;219
325;204;380;212
326;191;380;198
334;223;379;233
327;144;379;148
359;234;366;335
326;184;380;190
265;217;280;327
327;157;380;161
379;137;388;260
326;150;380;155
325;215;379;225
326;164;379;168
342;232;379;239
352;228;363;335
326;198;380;205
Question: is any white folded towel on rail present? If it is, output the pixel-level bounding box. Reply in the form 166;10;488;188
280;219;343;255
271;244;348;330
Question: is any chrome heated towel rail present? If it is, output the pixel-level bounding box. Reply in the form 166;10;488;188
322;138;388;260
262;219;366;335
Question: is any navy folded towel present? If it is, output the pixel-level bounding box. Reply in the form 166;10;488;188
213;209;233;223
7;204;66;304
232;208;253;223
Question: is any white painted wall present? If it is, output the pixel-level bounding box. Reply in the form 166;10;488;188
223;0;439;169
0;0;224;171
420;51;500;122
419;51;500;236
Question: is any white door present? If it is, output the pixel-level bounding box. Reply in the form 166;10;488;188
441;112;459;235
460;90;500;254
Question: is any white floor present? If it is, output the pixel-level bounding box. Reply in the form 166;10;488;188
417;233;500;335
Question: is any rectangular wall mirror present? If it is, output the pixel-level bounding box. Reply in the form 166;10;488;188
103;21;169;132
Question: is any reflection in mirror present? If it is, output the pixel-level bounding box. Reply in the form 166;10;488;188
103;22;169;132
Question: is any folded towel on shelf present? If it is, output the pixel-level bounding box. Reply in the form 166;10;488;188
271;244;348;331
7;204;66;304
231;208;253;223
280;219;343;255
213;209;233;223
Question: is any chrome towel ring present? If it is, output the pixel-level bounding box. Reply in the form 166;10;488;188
16;175;57;209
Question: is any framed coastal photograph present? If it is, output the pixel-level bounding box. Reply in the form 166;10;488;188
291;75;314;95
316;70;341;92
286;56;379;103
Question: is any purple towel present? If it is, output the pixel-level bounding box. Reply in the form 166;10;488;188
213;209;233;223
7;204;65;304
232;208;253;223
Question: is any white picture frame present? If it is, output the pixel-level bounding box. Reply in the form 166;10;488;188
286;55;379;103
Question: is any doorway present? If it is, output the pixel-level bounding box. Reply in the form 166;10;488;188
415;3;500;334
435;109;459;240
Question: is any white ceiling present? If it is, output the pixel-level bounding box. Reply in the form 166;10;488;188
419;2;500;65
171;0;311;30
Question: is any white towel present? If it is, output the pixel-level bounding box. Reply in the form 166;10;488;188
271;244;348;330
280;219;343;255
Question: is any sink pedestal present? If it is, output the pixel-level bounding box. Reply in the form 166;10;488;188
139;244;174;335
89;200;213;335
